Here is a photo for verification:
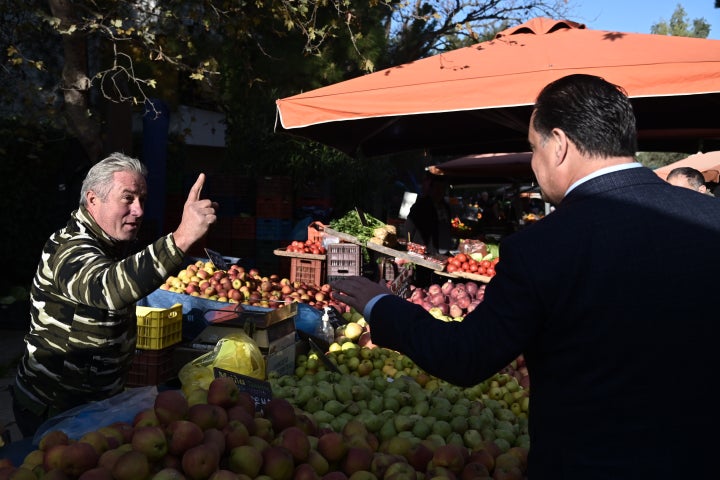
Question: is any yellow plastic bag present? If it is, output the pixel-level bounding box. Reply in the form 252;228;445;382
178;331;266;395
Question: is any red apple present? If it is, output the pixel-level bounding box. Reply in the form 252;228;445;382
131;425;168;461
181;444;220;480
166;419;204;456
188;403;228;431
207;376;240;408
111;450;151;480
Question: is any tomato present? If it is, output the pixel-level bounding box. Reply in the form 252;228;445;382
446;263;458;273
492;257;500;265
478;266;487;275
486;267;496;277
469;263;478;272
462;262;470;271
455;253;468;264
480;260;492;269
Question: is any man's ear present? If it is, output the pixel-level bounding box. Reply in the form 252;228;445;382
86;190;98;207
551;128;569;166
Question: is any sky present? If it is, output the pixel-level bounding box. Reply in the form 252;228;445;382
566;0;719;39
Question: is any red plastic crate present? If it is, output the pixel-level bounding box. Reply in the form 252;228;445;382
307;221;325;244
126;347;178;387
290;257;325;287
327;243;361;280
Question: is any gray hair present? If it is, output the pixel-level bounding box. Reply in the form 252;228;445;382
79;152;148;206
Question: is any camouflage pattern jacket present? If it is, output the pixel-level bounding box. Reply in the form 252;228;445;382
15;206;185;416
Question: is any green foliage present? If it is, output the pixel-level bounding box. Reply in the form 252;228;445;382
650;4;711;38
636;151;687;170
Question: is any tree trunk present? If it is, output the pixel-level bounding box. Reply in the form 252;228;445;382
48;0;103;164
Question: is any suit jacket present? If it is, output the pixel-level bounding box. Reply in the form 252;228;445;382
369;167;720;479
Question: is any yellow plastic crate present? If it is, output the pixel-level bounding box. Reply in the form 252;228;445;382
136;303;183;350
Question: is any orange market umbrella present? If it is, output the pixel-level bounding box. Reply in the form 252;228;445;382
654;151;720;183
275;17;720;158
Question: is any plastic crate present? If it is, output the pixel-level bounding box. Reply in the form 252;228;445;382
126;347;178;387
326;243;361;280
307;221;325;244
290;257;325;287
136;303;183;350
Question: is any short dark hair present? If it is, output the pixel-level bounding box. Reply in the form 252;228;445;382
667;167;705;189
532;74;637;158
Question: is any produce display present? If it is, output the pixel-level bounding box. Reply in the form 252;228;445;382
283;240;327;256
444;253;499;278
158;260;344;312
328;211;388;246
6;303;531;480
407;280;486;321
2;247;533;480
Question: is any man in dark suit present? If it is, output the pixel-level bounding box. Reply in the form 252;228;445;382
331;74;719;479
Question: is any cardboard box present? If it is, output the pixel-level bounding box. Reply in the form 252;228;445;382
265;342;297;377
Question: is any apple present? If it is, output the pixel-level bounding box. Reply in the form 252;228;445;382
167;419;204;456
77;466;114;480
188;403;228;430
43;444;68;472
460;461;490;479
432;443;469;475
202;428;227;458
97;447;126;472
224;420;250;451
79;430;110;456
341;447;373;476
151;467;187;479
131;425;168;461
261;446;294;480
207;376;240;408
293;463;321;480
226;405;256;434
181;444;220;480
208;470;239;480
38;430;70;451
227;445;263;478
112;450;151;480
263;397;296;432
133;407;160;427
317;431;347;463
276;426;311;463
60;441;100;477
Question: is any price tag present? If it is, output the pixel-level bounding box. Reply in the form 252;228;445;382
205;248;230;271
389;263;415;298
213;367;273;412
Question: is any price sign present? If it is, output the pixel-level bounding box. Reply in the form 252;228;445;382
213;367;273;412
389;263;415;298
205;248;230;271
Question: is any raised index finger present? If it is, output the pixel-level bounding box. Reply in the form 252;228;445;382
187;173;205;202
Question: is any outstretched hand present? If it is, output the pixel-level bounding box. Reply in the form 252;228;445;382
330;276;392;315
172;173;218;253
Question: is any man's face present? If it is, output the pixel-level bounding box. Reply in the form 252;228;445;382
86;171;147;241
528;112;562;205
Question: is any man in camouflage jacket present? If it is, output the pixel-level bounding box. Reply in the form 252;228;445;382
12;153;217;437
